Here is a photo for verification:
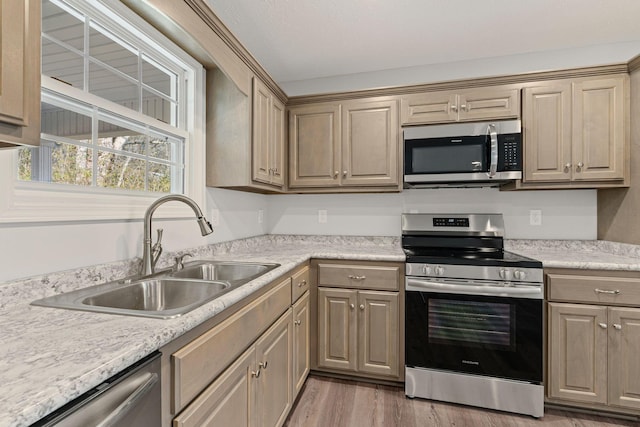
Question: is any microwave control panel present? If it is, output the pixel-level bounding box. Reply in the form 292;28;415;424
499;134;522;171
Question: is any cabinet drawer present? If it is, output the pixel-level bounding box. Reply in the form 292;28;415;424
318;263;400;291
292;266;310;302
547;274;640;306
172;276;291;413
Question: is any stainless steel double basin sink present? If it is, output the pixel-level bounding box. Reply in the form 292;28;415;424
31;260;280;319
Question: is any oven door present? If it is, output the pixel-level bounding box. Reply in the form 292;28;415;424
405;277;543;383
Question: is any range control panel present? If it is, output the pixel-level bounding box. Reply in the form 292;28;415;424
433;217;470;227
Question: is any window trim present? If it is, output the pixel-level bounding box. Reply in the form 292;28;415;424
0;0;206;224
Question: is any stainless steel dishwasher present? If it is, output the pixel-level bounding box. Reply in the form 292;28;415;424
31;352;161;427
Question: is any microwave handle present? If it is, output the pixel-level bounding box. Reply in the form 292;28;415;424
487;124;498;177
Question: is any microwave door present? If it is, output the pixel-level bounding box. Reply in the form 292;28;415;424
408;136;487;175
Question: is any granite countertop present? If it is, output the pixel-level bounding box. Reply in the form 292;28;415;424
0;235;404;427
2;235;640;427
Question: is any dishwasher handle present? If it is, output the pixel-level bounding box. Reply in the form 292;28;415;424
95;372;158;427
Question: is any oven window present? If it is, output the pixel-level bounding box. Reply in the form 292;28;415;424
428;299;515;350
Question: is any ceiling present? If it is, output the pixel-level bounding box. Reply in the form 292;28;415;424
205;0;640;93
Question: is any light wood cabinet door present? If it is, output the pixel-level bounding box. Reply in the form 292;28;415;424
572;76;626;181
401;91;457;125
548;302;608;404
341;99;399;186
289;103;341;188
317;287;357;371
253;78;272;185
255;311;293;427
292;291;310;398
523;82;572;182
173;346;255;427
357;290;399;377
608;307;640;410
271;96;286;186
0;0;41;148
252;78;285;188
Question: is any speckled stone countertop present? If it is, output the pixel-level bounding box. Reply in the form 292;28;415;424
0;235;403;427
506;239;640;271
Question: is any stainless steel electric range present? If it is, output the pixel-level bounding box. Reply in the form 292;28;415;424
402;213;544;418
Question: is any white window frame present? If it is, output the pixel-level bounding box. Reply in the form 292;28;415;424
0;0;206;223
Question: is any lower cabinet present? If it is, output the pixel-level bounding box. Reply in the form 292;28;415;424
173;309;293;427
317;287;399;378
292;291;310;396
546;270;640;414
315;260;403;380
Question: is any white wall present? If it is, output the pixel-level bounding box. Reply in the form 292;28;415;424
267;188;597;240
0;187;268;283
281;42;640;96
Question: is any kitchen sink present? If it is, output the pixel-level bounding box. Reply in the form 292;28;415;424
31;261;280;319
170;261;280;283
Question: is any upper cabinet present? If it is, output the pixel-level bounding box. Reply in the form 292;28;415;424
400;87;520;125
289;97;400;192
206;71;286;193
519;75;629;189
253;78;286;188
0;0;41;148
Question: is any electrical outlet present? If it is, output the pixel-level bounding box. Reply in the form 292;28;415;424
210;209;220;227
258;209;264;224
529;209;542;226
318;209;327;224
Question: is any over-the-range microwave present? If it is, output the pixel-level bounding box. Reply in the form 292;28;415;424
403;119;522;188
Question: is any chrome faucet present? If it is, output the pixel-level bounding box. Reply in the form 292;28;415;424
141;194;214;276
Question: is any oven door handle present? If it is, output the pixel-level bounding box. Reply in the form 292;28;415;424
406;277;543;299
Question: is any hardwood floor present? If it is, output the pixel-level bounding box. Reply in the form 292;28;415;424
284;375;639;427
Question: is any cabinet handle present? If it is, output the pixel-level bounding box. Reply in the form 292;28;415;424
343;170;347;177
259;361;268;370
348;275;366;280
460;104;467;111
350;303;355;310
298;280;307;288
564;163;571;172
594;288;621;295
598;323;608;329
295;319;302;326
334;171;339;179
251;369;261;378
613;323;622;330
576;162;584;171
451;105;458;112
359;304;364;310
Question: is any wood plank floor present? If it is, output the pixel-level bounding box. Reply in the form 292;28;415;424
284;375;639;427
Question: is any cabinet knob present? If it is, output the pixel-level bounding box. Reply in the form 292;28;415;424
295;319;302;326
298;280;307;287
334;171;339;179
577;162;584;170
343;170;347;177
598;323;608;329
564;163;571;172
350;303;355;310
359;304;365;310
460;104;467;111
613;323;622;330
451;105;458;112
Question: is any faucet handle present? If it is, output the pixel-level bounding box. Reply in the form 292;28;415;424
154;228;163;246
174;253;193;271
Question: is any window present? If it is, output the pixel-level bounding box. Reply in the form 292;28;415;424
0;0;205;223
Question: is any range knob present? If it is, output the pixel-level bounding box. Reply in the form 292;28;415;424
435;266;445;276
422;265;432;275
499;269;512;280
514;270;526;280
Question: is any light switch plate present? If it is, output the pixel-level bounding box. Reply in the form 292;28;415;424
529;209;542;226
318;209;327;223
